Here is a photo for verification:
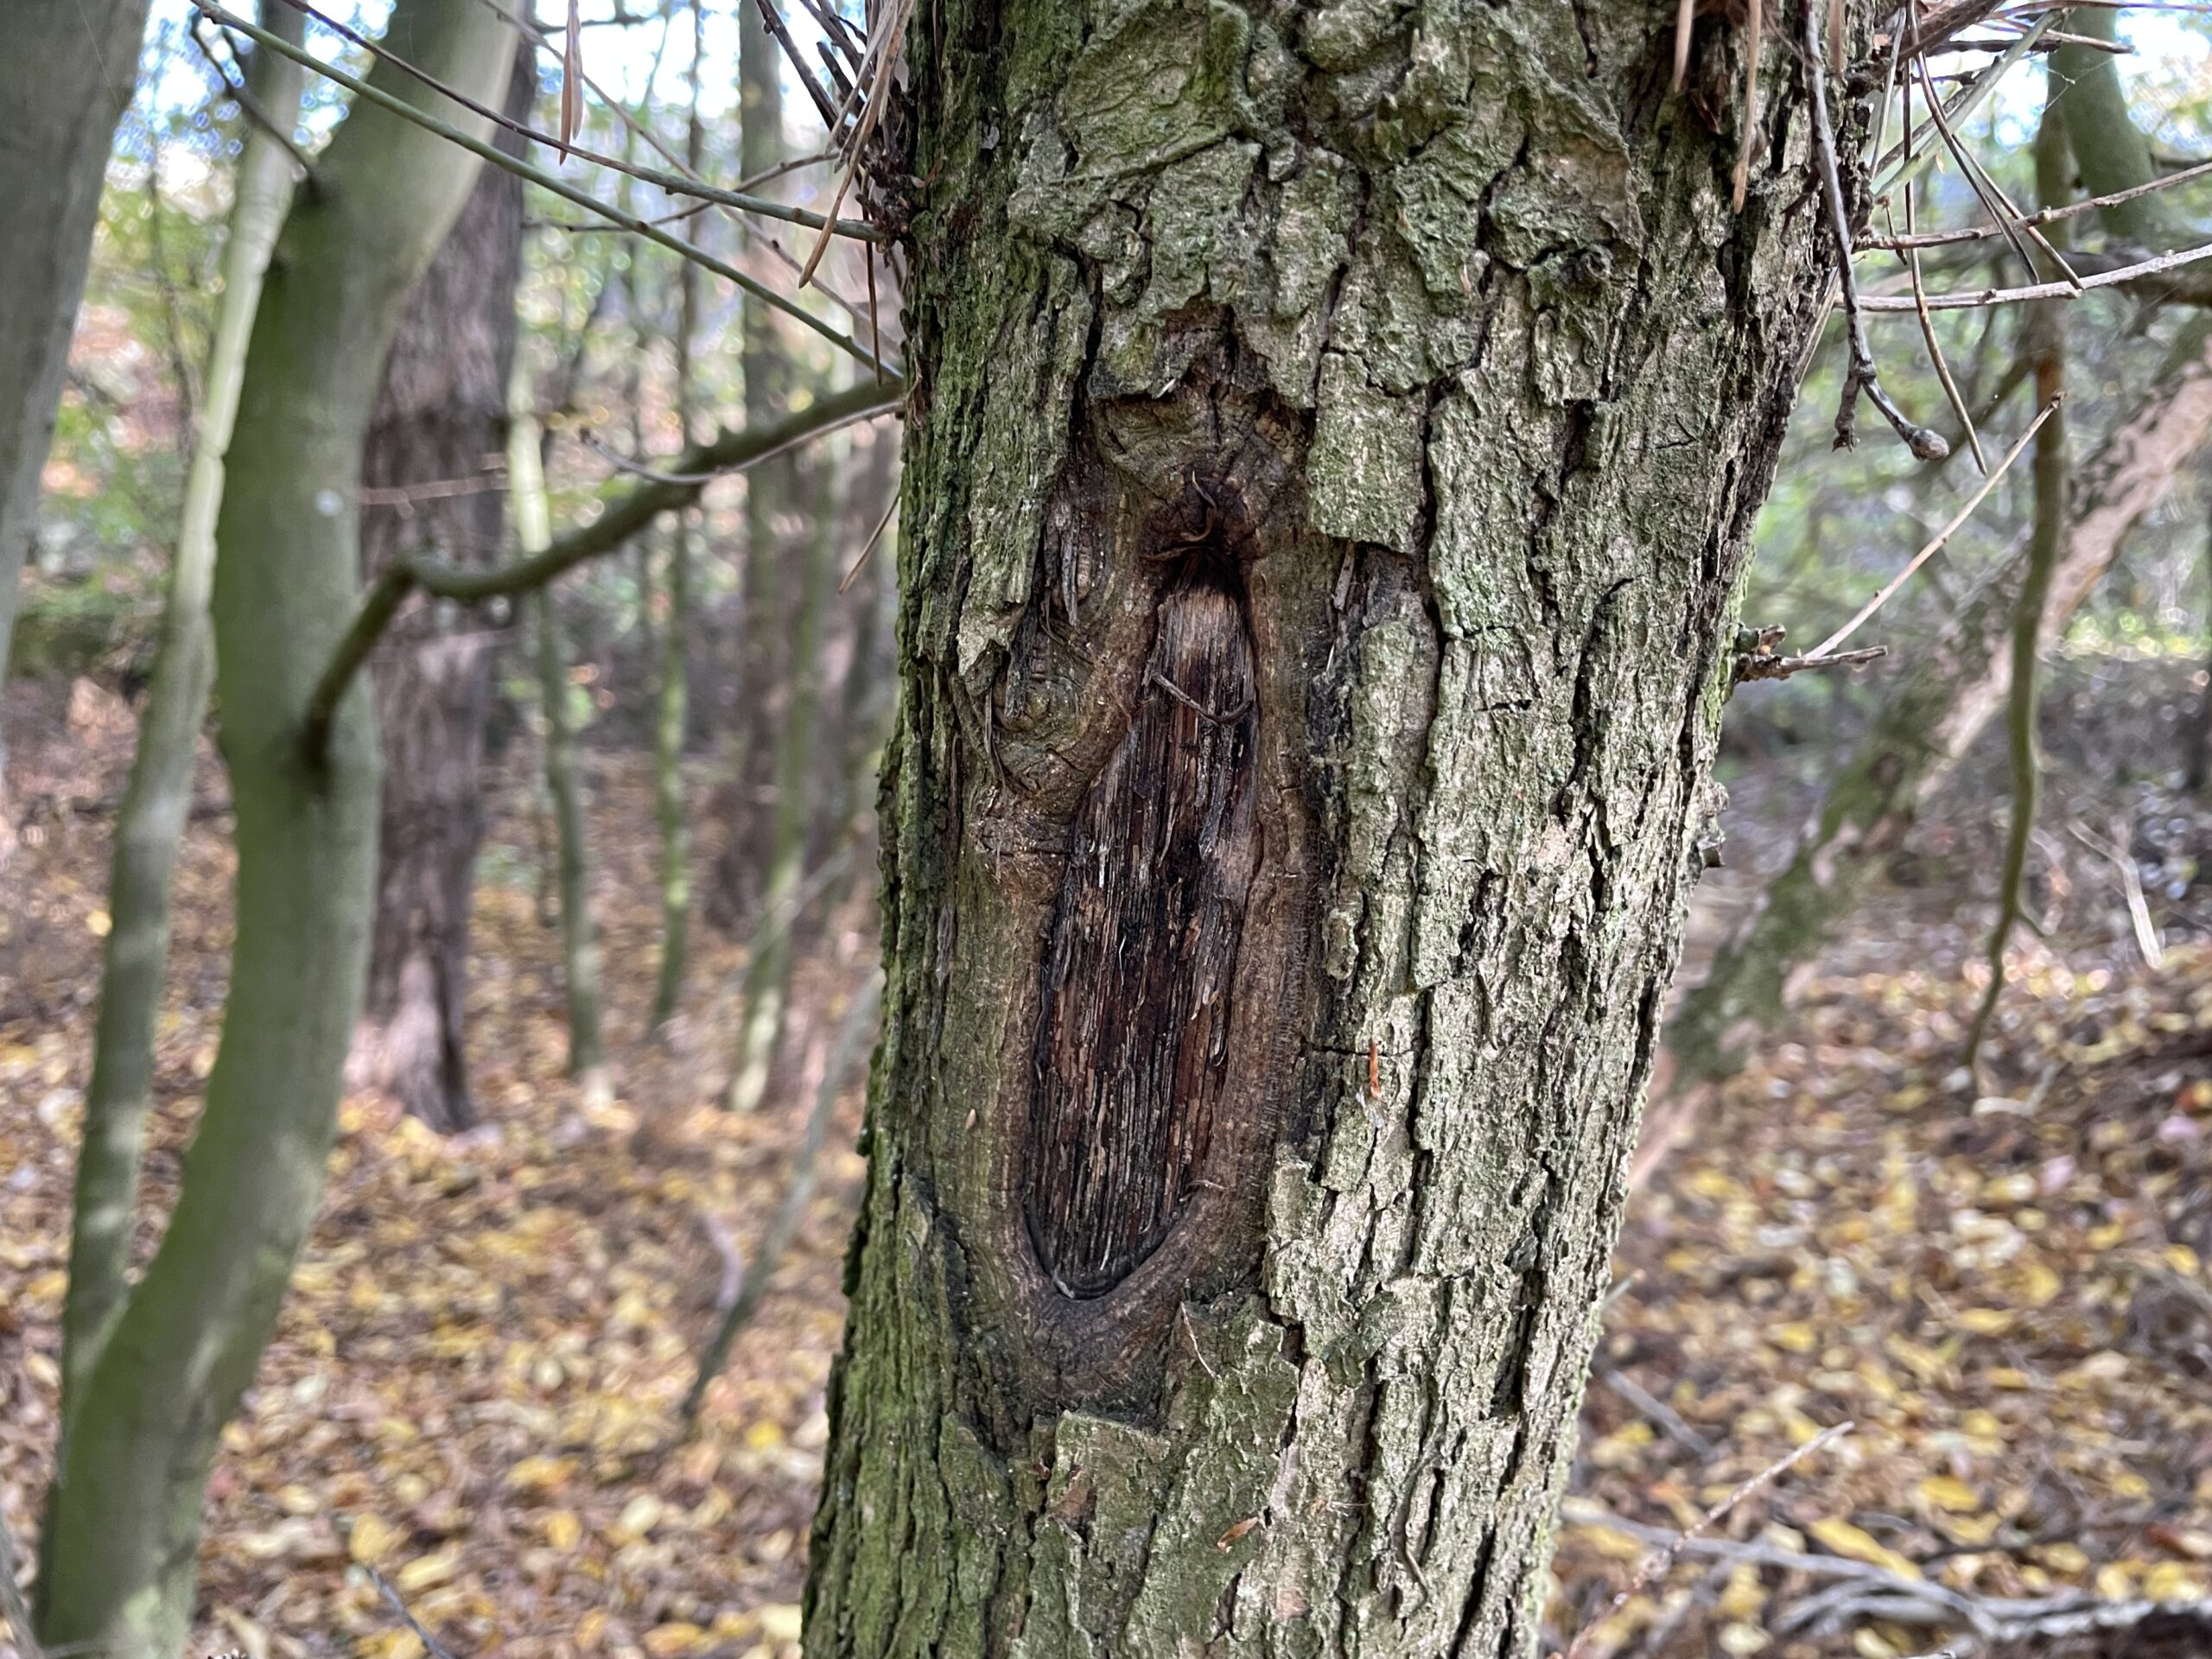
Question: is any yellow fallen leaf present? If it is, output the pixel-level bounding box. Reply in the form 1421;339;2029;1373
2145;1561;2206;1603
1917;1476;1980;1513
86;909;111;937
1716;1563;1766;1620
575;1611;607;1652
544;1510;582;1551
348;1514;400;1566
508;1454;577;1491
1808;1517;1921;1580
644;1624;707;1657
1567;1523;1648;1562
396;1545;461;1592
1957;1308;2015;1336
610;1495;658;1548
2096;1562;2138;1600
1718;1621;1769;1656
757;1605;804;1643
1770;1323;1818;1356
1937;1511;2000;1546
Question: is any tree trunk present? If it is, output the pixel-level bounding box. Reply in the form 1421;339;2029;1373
59;0;309;1443
651;34;706;1037
711;0;797;928
803;3;1856;1653
514;362;607;1087
35;6;513;1652
350;50;534;1134
2191;501;2212;798
0;0;153;715
730;430;837;1113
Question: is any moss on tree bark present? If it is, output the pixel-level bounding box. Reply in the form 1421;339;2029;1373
804;2;1863;1653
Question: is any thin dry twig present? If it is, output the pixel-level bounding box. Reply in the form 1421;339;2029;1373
196;0;894;376
1859;236;2212;309
799;0;915;284
1897;187;1989;470
2070;817;2164;968
1595;1368;1717;1458
559;0;582;156
1809;0;1948;459
1806;395;2061;660
263;0;882;242
1866;156;2212;251
1564;1422;1854;1659
839;491;900;593
370;1564;463;1659
1732;0;1764;211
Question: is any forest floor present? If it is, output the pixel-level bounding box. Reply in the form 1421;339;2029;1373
1;657;2209;1659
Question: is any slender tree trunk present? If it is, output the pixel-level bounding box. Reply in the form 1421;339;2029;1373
0;0;153;715
651;22;706;1036
352;50;535;1133
1964;91;2071;1071
513;379;607;1087
2191;499;2212;797
730;433;836;1113
711;0;795;927
57;2;308;1444
35;7;513;1652
804;3;1860;1652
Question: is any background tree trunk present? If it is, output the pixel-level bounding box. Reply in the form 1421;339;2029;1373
35;6;514;1652
0;0;154;752
729;429;837;1112
349;50;535;1134
804;2;1855;1653
60;0;309;1440
711;0;797;928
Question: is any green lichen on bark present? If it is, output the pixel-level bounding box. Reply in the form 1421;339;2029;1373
807;0;1855;1653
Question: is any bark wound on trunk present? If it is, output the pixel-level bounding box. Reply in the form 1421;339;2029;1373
1027;537;1260;1300
804;0;1860;1650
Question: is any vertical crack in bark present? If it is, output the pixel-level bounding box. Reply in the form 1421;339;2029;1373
1025;568;1260;1298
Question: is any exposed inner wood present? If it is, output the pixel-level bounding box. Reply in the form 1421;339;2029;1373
1023;568;1259;1298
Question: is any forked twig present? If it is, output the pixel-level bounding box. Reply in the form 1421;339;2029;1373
1858;236;2212;309
1563;1422;1855;1659
1896;188;1988;470
370;1565;463;1659
1807;395;2061;660
1807;0;1948;459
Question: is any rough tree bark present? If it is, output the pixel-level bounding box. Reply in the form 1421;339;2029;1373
59;0;309;1440
350;49;533;1133
34;3;513;1652
0;0;154;713
803;2;1860;1653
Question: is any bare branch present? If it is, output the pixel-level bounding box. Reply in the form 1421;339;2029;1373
302;381;903;766
1808;0;1948;459
1859;237;2212;310
1807;395;2061;661
193;1;898;375
263;0;883;242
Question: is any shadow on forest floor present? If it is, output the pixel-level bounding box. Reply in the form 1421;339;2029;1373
1;656;2209;1659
